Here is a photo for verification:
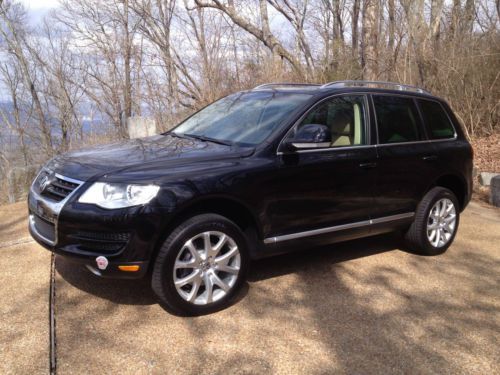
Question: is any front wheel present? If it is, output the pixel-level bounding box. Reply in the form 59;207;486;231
152;214;249;315
405;187;460;255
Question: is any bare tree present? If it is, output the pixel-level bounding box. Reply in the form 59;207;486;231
0;1;53;154
57;0;143;137
1;0;500;203
402;0;445;88
0;61;31;166
193;0;308;78
268;0;315;72
361;0;379;80
29;21;88;151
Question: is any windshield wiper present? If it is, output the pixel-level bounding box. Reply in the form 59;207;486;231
166;131;188;139
184;133;233;146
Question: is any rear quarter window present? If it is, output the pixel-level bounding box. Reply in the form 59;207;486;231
418;99;456;139
373;95;423;144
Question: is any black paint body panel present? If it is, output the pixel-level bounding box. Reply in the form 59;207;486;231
28;87;473;278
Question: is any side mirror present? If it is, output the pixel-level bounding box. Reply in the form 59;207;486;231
286;124;332;150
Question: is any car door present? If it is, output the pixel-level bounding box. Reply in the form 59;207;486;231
266;94;377;239
371;94;441;218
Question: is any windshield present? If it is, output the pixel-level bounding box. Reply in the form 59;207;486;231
172;91;313;146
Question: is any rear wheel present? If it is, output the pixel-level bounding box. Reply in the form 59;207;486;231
405;187;460;255
152;214;249;315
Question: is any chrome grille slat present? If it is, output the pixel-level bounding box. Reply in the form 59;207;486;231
46;186;67;198
35;172;82;202
50;179;76;192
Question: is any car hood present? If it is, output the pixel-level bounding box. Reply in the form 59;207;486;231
46;134;254;181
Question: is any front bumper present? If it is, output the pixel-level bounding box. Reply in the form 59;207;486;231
29;219;150;279
28;172;166;279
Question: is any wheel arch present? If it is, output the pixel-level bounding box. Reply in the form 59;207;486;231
171;195;262;236
431;174;467;211
150;195;264;268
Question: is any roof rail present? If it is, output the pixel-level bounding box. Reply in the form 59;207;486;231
321;80;430;94
253;83;321;90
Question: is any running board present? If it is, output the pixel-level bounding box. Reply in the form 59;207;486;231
263;212;415;244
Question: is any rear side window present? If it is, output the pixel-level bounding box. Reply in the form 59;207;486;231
373;96;422;144
418;100;456;139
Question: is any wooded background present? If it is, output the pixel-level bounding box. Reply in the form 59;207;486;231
0;0;499;202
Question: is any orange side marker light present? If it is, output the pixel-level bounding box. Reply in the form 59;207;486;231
118;265;140;272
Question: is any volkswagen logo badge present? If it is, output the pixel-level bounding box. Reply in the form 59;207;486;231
39;174;52;193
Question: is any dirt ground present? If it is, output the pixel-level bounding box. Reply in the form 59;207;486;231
1;200;499;374
471;134;500;173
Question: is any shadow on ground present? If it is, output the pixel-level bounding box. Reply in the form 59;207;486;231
56;259;157;305
53;205;500;374
55;232;402;307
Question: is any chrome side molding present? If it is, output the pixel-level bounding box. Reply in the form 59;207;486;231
263;212;414;244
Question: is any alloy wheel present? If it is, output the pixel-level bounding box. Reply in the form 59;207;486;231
427;198;457;248
173;231;241;305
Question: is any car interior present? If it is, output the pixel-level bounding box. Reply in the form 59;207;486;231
299;97;364;147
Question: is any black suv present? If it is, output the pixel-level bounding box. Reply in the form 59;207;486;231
28;81;473;315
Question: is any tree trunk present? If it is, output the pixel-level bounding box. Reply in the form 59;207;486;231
388;0;395;51
123;0;132;121
361;0;379;80
351;0;360;59
450;0;461;39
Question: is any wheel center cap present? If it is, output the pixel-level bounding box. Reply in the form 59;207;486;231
200;261;211;271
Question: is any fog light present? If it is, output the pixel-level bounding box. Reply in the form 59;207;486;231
118;265;140;272
96;256;108;270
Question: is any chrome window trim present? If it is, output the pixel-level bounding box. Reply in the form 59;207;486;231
29;168;85;246
370;93;458;144
263;212;414;244
276;92;372;155
375;137;458;147
277;144;376;155
275;92;459;155
291;142;332;149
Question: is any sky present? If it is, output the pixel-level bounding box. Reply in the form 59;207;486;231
19;0;60;10
18;0;60;24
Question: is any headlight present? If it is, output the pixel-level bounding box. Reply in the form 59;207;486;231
79;182;160;209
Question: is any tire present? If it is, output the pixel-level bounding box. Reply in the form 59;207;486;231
404;187;460;255
152;214;249;316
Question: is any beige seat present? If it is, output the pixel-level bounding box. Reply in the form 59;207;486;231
328;104;362;147
330;112;353;146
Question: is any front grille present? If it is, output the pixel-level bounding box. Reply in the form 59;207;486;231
71;231;131;242
68;231;131;255
33;215;56;242
35;171;81;202
75;241;125;254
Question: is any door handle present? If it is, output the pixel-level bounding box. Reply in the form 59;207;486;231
422;155;438;161
359;162;377;169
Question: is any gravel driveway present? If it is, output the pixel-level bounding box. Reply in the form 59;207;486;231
1;200;499;374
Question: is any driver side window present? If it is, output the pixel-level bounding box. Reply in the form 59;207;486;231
294;95;367;147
